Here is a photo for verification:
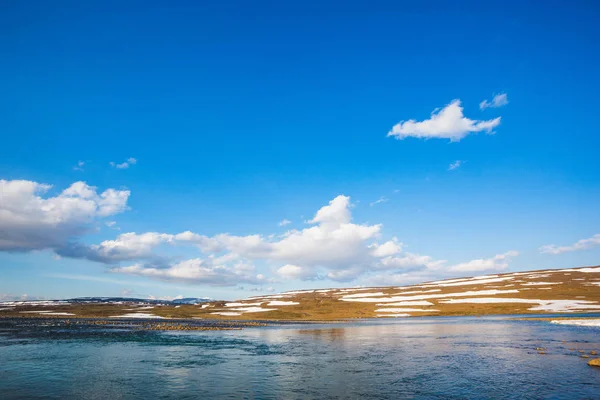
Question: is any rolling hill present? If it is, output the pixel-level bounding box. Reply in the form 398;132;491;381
1;266;599;321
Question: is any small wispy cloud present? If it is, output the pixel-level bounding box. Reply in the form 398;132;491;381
448;160;464;171
370;196;388;207
147;294;186;301
539;233;600;255
45;273;183;289
480;93;509;110
105;221;119;230
387;99;501;142
120;288;136;296
279;219;292;227
110;157;137;169
0;293;43;301
246;286;275;292
73;161;85;171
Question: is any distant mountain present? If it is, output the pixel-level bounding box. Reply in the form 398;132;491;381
67;297;213;305
171;297;212;305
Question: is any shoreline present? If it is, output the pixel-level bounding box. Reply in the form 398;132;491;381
2;312;600;326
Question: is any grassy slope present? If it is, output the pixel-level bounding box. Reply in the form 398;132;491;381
2;266;599;321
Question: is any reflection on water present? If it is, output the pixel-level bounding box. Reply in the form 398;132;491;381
298;327;347;340
1;316;599;399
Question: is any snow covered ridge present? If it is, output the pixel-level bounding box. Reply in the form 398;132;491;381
340;289;521;303
213;265;600;319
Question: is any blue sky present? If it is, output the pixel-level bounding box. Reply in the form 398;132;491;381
1;1;599;301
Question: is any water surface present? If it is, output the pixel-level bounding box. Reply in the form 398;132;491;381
1;316;599;399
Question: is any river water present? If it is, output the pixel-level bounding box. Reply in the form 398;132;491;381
1;316;599;399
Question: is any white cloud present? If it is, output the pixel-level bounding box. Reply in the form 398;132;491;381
113;258;266;286
73;161;85;171
0;179;130;251
117;196;518;285
276;264;315;280
446;251;519;273
147;294;187;301
369;238;402;258
110;157;137;169
387;100;501;142
120;288;135;296
308;195;352;226
106;221;117;227
0;293;46;301
326;267;364;281
54;192;520;287
365;251;518;286
92;232;175;261
539;234;600;255
379;253;439;270
369;196;388;207
279;219;292;226
480;93;508;110
448;160;463;170
85;195;386;283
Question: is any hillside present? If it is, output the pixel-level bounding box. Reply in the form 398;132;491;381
1;266;599;321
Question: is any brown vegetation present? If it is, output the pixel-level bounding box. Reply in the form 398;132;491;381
1;266;599;322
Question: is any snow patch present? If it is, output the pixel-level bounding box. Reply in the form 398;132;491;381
529;300;600;312
211;312;241;316
524;274;551;279
341;292;386;299
341;289;520;303
440;298;540;304
227;307;276;313
439;298;600;312
19;310;75;315
283;290;315;295
557;267;600;273
375;308;439;313
109;313;165;319
225;302;263;307
420;277;513;288
377;301;434;306
520;282;561;286
394;289;441;295
427;275;499;285
550;319;600;327
376;313;410;317
42;312;75;316
267;301;299;306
